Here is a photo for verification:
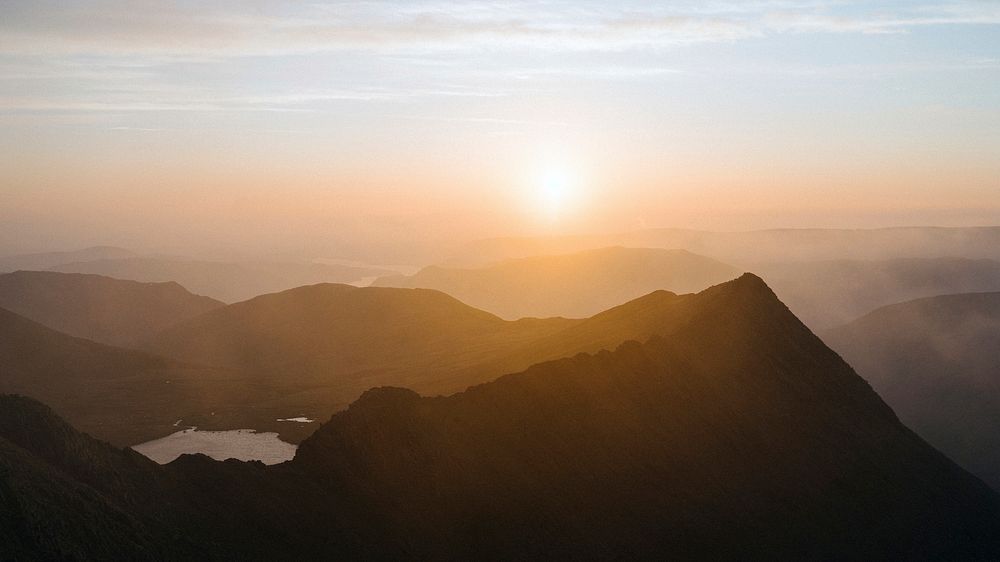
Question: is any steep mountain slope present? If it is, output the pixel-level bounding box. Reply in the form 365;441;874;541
49;257;390;303
756;257;1000;330
825;292;1000;489
0;306;253;446
3;275;999;560
0;395;189;560
374;246;739;319
0;395;312;560
0;271;223;347
0;246;135;273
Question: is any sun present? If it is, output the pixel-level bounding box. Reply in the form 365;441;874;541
537;168;574;220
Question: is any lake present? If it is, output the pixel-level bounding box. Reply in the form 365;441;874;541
132;428;297;465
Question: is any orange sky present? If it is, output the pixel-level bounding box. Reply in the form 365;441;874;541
2;1;999;260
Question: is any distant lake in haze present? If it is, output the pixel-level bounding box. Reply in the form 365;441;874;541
132;428;297;465
349;276;380;287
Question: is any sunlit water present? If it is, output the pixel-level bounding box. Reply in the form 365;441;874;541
132;428;297;465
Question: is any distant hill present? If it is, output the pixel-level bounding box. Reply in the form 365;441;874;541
756;257;1000;330
374;246;740;319
146;284;578;415
825;292;1000;490
448;226;1000;266
0;271;223;347
3;274;1000;559
0;246;135;273
48;257;391;303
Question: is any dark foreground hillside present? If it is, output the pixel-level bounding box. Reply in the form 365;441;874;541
2;275;998;560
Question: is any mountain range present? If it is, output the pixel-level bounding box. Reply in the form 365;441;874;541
447;227;1000;267
143;280;748;440
0;246;136;273
0;274;749;446
48;256;390;303
2;274;998;560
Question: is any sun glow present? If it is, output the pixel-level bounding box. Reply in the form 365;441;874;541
536;168;575;221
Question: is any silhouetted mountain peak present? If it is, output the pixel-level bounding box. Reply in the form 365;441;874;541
686;273;804;329
733;270;768;288
352;387;422;410
703;271;774;299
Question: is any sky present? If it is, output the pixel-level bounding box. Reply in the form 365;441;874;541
1;0;999;260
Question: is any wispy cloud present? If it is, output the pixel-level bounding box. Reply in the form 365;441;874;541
401;114;571;126
765;7;1000;34
1;1;997;124
3;1;995;58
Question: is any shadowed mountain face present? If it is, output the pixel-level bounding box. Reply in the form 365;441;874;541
826;292;1000;490
48;257;390;303
0;306;261;446
0;395;310;560
0;397;178;560
0;271;223;347
0;246;135;273
3;275;999;560
757;257;1000;330
374;246;740;319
